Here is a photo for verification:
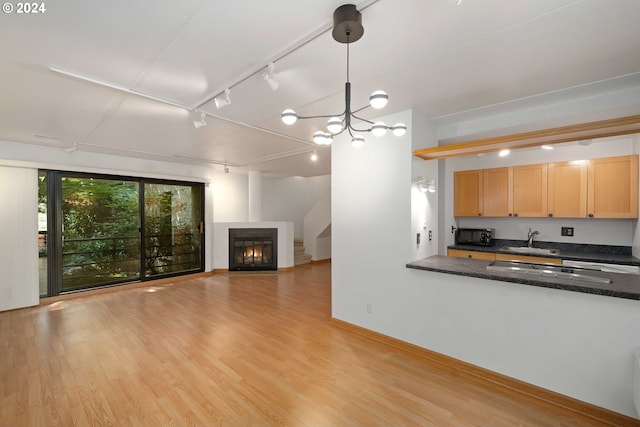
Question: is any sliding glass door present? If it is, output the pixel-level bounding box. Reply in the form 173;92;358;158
40;171;205;296
144;182;203;278
61;176;141;291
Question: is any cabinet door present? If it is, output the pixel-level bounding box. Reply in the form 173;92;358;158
454;170;483;217
448;249;496;261
483;167;513;217
548;161;587;218
513;164;548;217
587;155;639;218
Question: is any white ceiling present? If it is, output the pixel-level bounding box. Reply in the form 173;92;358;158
1;0;639;177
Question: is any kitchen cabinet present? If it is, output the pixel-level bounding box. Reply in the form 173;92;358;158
587;155;638;218
454;155;638;218
512;163;547;217
494;253;561;265
483;167;512;217
548;160;587;218
454;170;483;216
454;167;512;217
447;249;496;261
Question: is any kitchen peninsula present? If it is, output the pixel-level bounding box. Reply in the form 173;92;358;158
406;255;640;300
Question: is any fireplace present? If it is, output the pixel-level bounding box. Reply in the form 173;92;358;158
228;228;278;271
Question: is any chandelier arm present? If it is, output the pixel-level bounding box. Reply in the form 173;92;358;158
350;113;377;126
334;127;347;137
351;104;371;115
296;112;346;120
347;124;374;133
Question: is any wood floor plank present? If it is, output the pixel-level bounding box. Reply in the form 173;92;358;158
1;262;637;426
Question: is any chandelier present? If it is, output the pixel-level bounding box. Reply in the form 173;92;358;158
281;4;407;147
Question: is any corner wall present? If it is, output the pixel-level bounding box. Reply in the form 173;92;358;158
0;166;39;311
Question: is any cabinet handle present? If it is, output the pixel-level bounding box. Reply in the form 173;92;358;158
478;213;482;216
588;213;594;218
548;213;553;217
468;255;472;258
514;213;518;217
508;213;513;217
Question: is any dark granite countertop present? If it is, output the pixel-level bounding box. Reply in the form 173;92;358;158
406;255;640;300
448;239;640;266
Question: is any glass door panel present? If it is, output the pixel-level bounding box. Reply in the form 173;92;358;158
61;177;141;291
38;172;48;296
144;183;203;278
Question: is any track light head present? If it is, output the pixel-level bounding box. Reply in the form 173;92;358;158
193;112;207;129
215;89;231;109
262;62;279;91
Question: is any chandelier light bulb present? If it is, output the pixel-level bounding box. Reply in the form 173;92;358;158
313;131;326;144
281;109;298;125
371;122;387;137
369;90;388;109
310;151;318;161
313;131;333;145
327;117;343;134
392;123;407;136
351;135;365;148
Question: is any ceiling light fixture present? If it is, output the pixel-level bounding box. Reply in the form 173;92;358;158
262;62;279;92
310;150;318;162
214;88;231;109
193;112;207;129
541;145;553;150
499;149;510;157
281;4;407;147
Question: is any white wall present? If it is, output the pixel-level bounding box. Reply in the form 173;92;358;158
212;170;249;223
410;110;439;261
263;175;330;238
303;190;331;261
212;171;331;241
333;109;640;417
0;166;39;311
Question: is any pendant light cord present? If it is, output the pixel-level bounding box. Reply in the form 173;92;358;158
346;34;350;83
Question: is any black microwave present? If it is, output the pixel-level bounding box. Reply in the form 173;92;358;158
455;228;494;246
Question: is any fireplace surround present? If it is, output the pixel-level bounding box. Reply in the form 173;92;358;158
228;228;277;271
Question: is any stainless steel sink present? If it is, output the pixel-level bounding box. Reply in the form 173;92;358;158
501;246;559;255
487;260;611;284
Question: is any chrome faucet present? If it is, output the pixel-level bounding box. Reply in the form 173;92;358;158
527;228;540;248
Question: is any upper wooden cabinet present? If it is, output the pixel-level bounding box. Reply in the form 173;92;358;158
512;163;547;217
454;167;512;217
588;155;638;218
548;160;588;218
483;167;513;217
454;170;483;216
454;155;638;219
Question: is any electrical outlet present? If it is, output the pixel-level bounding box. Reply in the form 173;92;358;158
561;226;574;237
428;230;432;241
416;233;420;244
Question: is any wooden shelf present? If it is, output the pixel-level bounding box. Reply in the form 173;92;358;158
413;115;640;160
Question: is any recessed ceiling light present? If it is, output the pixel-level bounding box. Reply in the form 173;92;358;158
498;149;510;157
541;145;553;150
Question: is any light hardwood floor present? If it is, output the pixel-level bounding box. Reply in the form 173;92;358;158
0;263;636;426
